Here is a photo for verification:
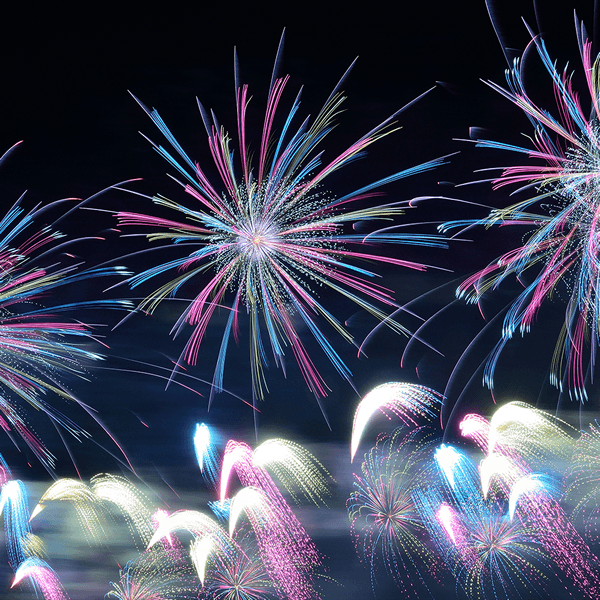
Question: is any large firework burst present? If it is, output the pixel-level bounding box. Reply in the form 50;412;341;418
441;19;600;402
117;32;447;414
0;161;131;471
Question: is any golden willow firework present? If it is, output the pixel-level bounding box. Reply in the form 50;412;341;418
441;18;600;403
116;31;449;415
30;478;109;544
31;474;156;550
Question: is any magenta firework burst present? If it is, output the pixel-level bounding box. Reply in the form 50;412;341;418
117;32;448;413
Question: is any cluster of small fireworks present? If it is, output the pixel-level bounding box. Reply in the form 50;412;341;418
2;424;331;599
348;389;600;599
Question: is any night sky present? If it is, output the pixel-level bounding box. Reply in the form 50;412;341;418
0;1;599;598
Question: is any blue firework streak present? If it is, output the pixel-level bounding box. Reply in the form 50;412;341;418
415;444;553;600
0;480;32;573
116;31;450;416
347;427;442;596
194;423;221;488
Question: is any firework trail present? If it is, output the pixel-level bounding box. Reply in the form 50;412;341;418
441;17;600;402
459;413;490;453
347;426;441;596
508;474;546;521
350;382;442;462
219;440;323;559
566;421;600;541
11;557;68;600
487;402;575;470
148;508;276;597
190;536;213;586
479;453;523;499
514;482;600;599
252;438;333;506
229;485;319;600
208;498;231;522
194;422;221;488
91;474;155;548
116;31;449;418
148;509;235;556
458;406;567;501
30;475;157;549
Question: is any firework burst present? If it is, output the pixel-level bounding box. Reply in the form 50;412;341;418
105;542;199;600
348;427;441;595
117;31;448;416
441;18;600;402
204;542;276;600
0;144;133;471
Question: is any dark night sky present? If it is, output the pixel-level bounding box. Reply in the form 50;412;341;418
0;1;598;598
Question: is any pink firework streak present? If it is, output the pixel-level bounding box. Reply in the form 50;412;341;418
115;31;449;418
220;440;322;599
12;558;68;600
515;489;600;598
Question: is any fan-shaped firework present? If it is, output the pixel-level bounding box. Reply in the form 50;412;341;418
91;474;155;548
117;31;448;415
488;402;575;467
441;19;600;402
250;438;333;506
11;557;68;600
30;478;109;544
350;382;441;462
348;427;440;595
